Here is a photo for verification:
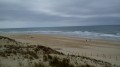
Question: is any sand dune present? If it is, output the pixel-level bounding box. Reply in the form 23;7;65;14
0;34;120;67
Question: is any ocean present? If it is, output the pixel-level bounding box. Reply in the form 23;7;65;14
0;25;120;41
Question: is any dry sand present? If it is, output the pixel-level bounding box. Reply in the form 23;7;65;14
3;33;120;65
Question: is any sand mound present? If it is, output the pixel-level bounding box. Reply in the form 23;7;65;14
0;36;118;67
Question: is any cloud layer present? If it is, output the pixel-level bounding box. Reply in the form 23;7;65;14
0;0;120;28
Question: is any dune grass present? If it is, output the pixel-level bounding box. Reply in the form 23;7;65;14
0;36;118;67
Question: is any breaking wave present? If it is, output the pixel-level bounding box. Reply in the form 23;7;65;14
1;30;120;41
25;31;120;41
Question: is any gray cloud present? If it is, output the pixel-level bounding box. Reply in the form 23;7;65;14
0;0;120;28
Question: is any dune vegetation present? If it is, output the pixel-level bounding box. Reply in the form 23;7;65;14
0;36;118;67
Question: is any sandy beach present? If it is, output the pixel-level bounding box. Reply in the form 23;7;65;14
1;0;120;66
2;33;120;66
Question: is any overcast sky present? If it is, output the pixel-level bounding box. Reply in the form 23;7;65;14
0;0;120;28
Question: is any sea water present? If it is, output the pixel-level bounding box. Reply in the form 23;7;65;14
0;25;120;41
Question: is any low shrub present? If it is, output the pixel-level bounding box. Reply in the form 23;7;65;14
49;56;74;67
34;62;46;67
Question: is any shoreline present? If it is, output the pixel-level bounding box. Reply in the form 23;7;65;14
1;33;120;43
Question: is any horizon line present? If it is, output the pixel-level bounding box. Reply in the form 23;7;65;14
0;24;120;29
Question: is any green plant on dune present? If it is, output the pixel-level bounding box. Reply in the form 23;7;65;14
34;62;46;67
47;54;52;60
80;64;95;67
43;54;49;62
27;51;39;59
49;56;74;67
